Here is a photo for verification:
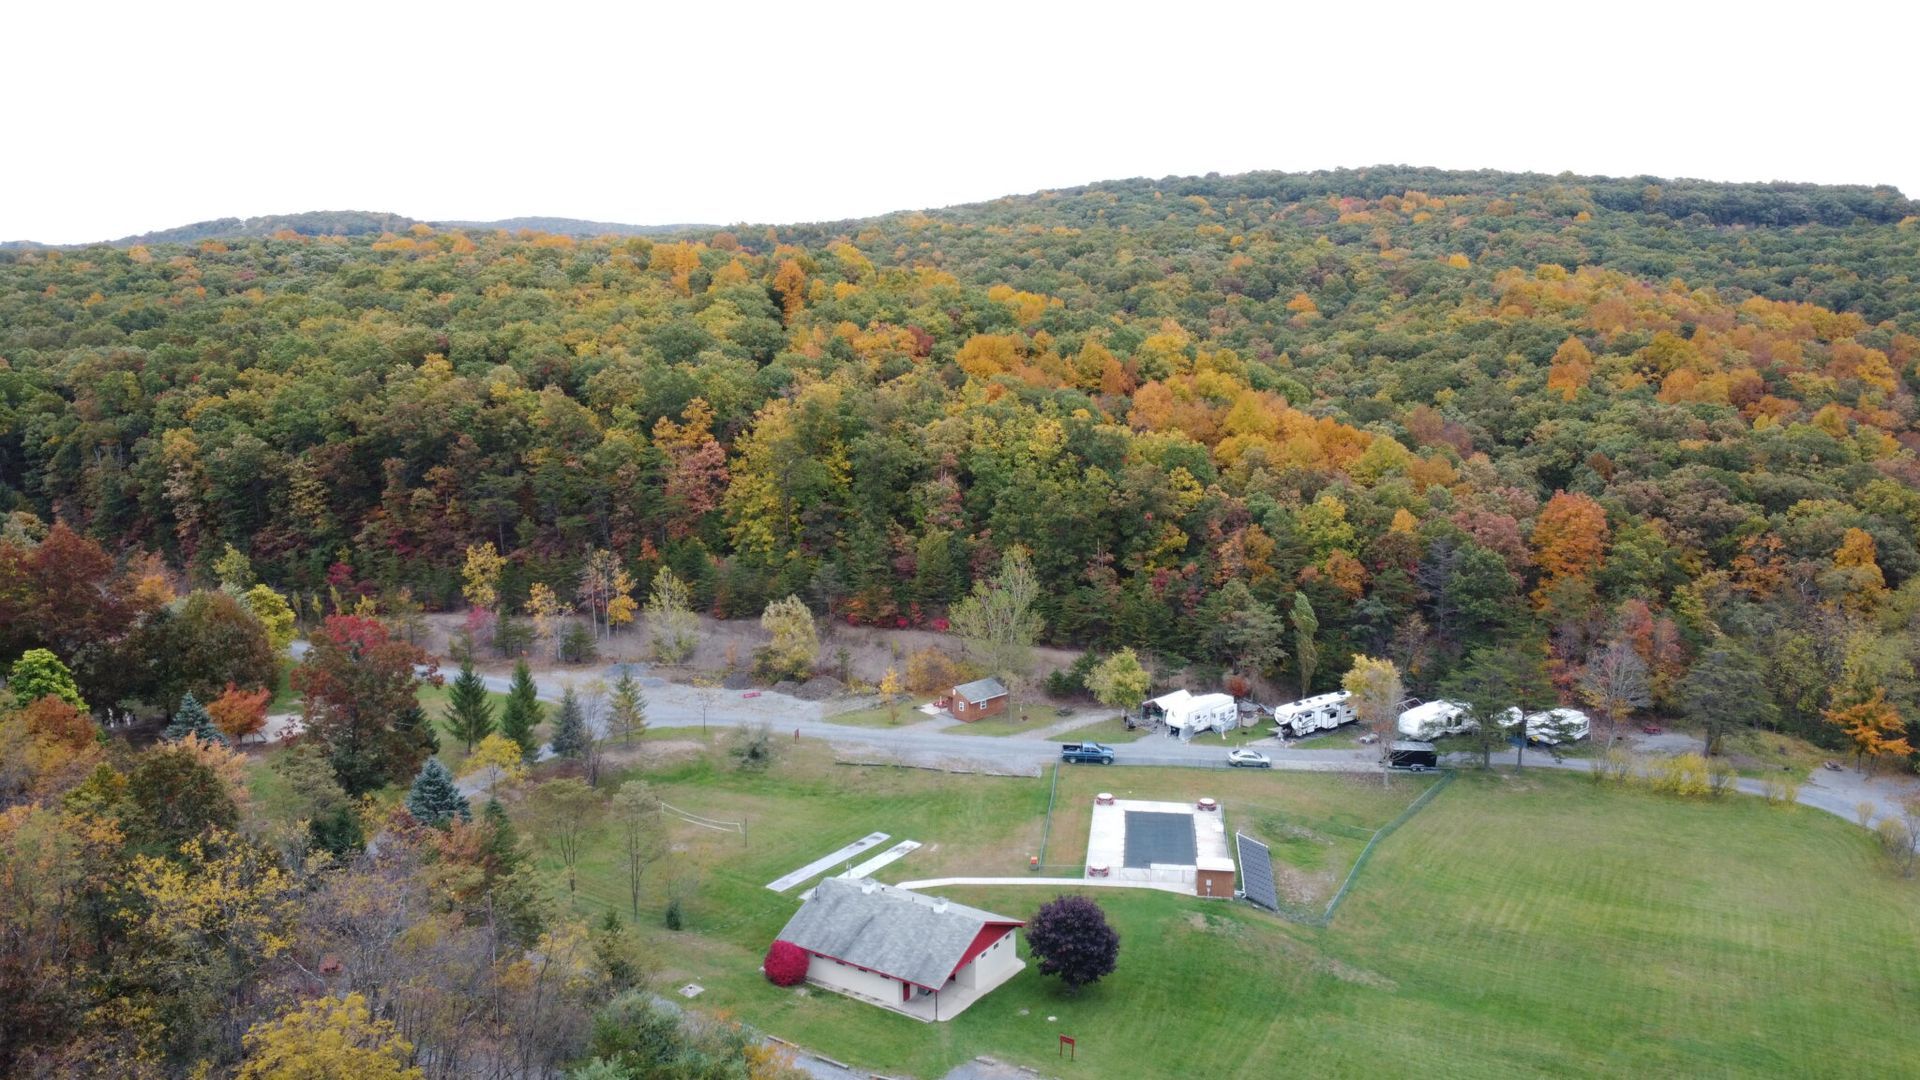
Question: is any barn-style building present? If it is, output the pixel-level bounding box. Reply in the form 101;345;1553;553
771;878;1025;1021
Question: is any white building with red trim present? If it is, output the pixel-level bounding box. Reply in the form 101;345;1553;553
771;878;1025;1022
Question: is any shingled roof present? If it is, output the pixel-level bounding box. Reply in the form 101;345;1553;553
953;677;1008;704
774;878;1022;989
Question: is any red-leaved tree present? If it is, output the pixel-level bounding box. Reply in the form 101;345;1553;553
1025;894;1119;994
764;940;809;987
294;615;436;794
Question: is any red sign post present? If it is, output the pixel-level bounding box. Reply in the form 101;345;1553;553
1059;1034;1076;1061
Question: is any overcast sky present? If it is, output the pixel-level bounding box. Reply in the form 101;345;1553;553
9;0;1917;244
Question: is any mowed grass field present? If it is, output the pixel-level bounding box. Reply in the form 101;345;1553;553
527;752;1920;1078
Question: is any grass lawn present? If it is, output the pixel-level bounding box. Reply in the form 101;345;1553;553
1293;726;1373;749
1048;716;1151;744
946;713;1061;737
820;703;923;728
526;750;1920;1079
1723;727;1831;780
266;658;302;713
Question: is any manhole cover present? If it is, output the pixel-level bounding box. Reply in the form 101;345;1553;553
679;983;704;998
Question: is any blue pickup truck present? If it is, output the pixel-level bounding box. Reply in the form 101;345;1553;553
1060;741;1115;765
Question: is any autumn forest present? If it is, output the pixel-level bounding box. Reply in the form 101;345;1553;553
4;166;1920;1076
6;168;1918;745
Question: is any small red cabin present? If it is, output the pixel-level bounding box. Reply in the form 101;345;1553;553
949;677;1009;721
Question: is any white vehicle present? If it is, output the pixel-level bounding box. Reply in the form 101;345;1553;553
1227;748;1273;768
1148;690;1240;742
1271;691;1356;738
1396;699;1476;740
1499;707;1591;745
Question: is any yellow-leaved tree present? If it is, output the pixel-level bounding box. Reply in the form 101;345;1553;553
880;666;903;725
461;733;528;801
526;582;566;660
243;584;297;656
238;992;421;1080
1546;337;1593;401
461;543;507;612
1343;655;1404;786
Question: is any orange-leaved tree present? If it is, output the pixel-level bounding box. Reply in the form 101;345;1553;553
1530;492;1609;606
209;683;271;744
1825;689;1912;773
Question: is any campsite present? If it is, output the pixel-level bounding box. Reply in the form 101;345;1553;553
487;729;1920;1078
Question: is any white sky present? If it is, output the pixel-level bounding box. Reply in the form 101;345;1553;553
7;0;1917;243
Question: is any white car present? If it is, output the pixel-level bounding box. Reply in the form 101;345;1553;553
1228;749;1272;768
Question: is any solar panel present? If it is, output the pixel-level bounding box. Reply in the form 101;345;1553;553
1123;811;1197;868
1237;832;1279;911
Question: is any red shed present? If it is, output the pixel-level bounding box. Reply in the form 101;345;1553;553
950;677;1009;721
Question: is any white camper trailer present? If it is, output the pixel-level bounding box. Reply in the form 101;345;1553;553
1148;690;1239;742
1396;699;1475;740
1271;691;1357;738
1498;707;1591;745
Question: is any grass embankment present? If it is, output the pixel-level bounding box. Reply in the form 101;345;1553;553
533;753;1920;1078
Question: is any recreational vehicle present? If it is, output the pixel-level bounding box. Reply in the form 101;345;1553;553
1270;691;1356;738
1396;699;1475;740
1147;690;1240;741
1498;707;1592;745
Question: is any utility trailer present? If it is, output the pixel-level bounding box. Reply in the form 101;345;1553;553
1387;740;1439;771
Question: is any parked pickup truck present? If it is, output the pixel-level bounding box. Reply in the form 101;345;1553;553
1060;742;1115;765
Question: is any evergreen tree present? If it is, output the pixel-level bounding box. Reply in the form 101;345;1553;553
395;701;439;759
309;803;365;857
478;799;548;945
550;686;590;760
162;691;228;745
559;621;598;664
608;668;648;745
481;798;524;874
442;659;496;751
500;659;544;761
405;758;471;826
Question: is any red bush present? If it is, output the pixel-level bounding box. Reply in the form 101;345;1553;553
764;940;809;987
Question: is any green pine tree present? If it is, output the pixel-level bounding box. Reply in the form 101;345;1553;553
500;659;543;761
405;758;471;826
442;659;497;751
608;668;647;745
396;701;439;759
481;798;524;874
550;686;589;760
162;692;228;745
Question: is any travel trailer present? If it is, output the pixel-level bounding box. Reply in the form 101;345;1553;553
1270;691;1357;738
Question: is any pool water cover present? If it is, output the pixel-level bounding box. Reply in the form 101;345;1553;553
1123;811;1197;868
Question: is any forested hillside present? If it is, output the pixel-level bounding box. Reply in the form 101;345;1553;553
5;166;1920;749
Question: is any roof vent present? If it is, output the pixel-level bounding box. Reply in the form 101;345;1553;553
861;880;877;895
933;898;948;914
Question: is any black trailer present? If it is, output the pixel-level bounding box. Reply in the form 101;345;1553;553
1387;740;1438;771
